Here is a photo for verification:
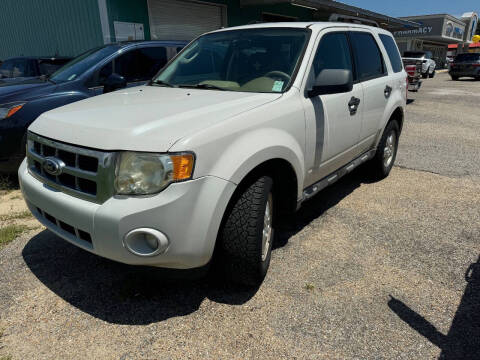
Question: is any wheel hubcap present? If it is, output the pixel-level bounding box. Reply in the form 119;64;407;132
261;194;273;262
383;132;396;168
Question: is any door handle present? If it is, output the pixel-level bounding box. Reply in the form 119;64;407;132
384;85;392;98
348;96;361;115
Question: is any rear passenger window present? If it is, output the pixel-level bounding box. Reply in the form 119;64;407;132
312;32;353;79
379;34;403;73
350;32;386;81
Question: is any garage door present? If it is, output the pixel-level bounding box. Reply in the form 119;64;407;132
147;0;225;41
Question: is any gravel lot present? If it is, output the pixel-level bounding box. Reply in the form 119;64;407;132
0;72;479;359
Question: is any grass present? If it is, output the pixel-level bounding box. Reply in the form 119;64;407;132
0;356;12;360
0;225;29;249
305;283;315;291
0;211;33;222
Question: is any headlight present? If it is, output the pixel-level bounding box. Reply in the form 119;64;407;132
0;102;25;119
115;152;195;195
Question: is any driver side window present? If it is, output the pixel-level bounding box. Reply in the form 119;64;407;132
311;32;353;80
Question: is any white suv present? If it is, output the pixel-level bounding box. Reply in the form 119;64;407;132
19;22;407;286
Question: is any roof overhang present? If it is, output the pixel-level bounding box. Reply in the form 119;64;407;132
240;0;420;30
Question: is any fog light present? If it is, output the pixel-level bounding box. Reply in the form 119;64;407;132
123;228;169;257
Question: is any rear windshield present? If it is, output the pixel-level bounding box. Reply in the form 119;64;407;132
403;51;425;58
454;53;480;62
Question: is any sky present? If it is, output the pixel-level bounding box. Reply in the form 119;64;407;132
340;0;479;19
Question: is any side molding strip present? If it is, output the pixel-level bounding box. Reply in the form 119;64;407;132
300;149;377;204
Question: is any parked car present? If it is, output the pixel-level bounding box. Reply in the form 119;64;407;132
0;40;186;173
0;56;72;83
403;58;422;92
403;51;436;78
449;53;480;80
19;23;406;286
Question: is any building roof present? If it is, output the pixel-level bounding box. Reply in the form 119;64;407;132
240;0;420;30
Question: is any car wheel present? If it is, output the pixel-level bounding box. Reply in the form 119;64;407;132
451;76;459;81
429;69;435;78
219;175;274;286
422;72;428;79
369;120;399;180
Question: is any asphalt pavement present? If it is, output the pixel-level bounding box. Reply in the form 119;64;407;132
0;72;479;359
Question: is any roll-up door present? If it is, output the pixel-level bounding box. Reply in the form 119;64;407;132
147;0;225;41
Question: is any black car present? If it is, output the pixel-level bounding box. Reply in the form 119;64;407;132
0;40;187;173
0;56;72;83
449;53;480;80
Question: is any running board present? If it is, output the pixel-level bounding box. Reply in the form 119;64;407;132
301;149;376;203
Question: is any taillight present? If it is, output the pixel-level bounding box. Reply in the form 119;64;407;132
473;64;480;67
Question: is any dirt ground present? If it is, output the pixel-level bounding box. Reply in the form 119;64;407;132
0;72;479;359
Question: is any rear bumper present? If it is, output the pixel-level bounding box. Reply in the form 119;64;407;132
449;69;480;77
408;79;422;92
19;159;236;269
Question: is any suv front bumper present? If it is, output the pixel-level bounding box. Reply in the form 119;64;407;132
19;159;236;269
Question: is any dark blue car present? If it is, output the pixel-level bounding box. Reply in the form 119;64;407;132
0;40;186;173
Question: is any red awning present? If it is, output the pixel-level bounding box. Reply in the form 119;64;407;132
448;43;480;49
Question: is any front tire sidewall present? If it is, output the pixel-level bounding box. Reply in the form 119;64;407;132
219;175;274;286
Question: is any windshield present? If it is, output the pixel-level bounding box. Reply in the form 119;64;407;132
152;28;310;93
455;53;480;62
50;46;120;82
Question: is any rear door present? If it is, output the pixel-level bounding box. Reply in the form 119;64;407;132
349;31;390;151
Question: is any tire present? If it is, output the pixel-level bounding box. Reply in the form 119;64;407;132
451;76;459;81
219;175;274;286
429;69;435;78
422;72;428;79
368;120;399;180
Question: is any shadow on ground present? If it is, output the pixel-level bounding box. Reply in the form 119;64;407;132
0;174;19;191
389;255;480;359
22;167;373;325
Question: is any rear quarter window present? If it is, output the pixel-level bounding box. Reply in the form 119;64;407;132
379;34;403;73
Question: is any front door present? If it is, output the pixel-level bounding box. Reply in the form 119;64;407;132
302;30;363;186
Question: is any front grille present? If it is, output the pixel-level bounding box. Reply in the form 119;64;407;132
36;206;93;246
26;132;116;203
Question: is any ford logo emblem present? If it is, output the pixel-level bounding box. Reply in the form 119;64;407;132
43;157;65;176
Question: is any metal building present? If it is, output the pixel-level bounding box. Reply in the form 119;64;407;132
0;0;415;60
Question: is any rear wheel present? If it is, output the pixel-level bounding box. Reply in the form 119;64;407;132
368;120;399;180
422;72;428;79
219;175;274;286
429;69;435;78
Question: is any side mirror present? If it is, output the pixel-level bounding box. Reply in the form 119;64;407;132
103;73;127;94
307;69;353;97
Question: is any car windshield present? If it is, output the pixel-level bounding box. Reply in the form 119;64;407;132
455;53;480;62
50;46;121;82
152;28;310;93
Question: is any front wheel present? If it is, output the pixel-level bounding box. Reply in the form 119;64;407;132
368;120;399;180
219;175;274;286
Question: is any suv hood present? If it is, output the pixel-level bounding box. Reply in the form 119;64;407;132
29;85;281;152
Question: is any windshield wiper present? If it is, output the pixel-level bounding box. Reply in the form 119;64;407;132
151;79;174;87
178;83;227;91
